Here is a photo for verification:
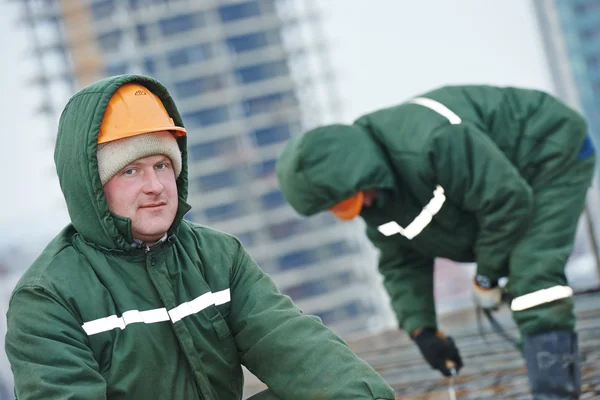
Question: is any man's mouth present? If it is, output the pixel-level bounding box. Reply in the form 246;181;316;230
140;202;167;209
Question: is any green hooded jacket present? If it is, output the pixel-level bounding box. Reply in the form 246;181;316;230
5;75;395;400
276;85;591;335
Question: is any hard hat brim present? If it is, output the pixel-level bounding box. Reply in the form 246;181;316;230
97;126;186;144
329;192;364;220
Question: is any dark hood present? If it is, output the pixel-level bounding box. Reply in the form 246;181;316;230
275;124;394;216
54;74;190;252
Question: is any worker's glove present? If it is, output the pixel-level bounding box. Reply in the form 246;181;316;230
413;328;463;377
472;274;502;310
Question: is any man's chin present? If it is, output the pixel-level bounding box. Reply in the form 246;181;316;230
134;224;173;243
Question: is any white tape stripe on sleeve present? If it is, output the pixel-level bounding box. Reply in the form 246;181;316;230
213;288;231;305
377;185;446;240
82;288;231;335
378;221;406;237
511;286;573;312
409;97;462;125
82;315;129;336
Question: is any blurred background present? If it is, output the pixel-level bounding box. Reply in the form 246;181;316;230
0;0;599;398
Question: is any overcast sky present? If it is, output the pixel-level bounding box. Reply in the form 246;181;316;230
0;0;554;243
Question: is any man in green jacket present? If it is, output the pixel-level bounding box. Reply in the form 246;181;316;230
5;75;396;400
276;85;596;400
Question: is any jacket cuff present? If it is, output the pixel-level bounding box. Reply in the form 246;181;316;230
402;313;437;337
475;265;506;284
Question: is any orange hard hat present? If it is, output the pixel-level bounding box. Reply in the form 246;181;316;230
329;192;364;220
98;83;186;144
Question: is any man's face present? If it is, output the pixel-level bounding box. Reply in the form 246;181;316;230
103;154;179;244
362;188;378;208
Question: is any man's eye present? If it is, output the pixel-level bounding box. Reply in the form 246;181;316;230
156;163;168;170
124;168;136;175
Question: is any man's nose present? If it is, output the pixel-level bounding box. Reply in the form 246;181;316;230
143;170;164;194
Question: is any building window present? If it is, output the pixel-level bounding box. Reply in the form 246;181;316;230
226;31;273;53
218;1;261;22
167;43;211;68
316;301;361;325
242;91;297;116
284;271;353;301
573;2;600;14
174;75;226;99
197;169;238;191
274;239;355;271
183;211;195;222
277;248;319;271
128;0;142;8
128;0;171;9
313;213;342;231
142;56;157;75
586;54;600;69
183;106;230;127
267;218;307;241
253;158;277;178
136;24;148;45
260;190;287;209
236;60;289;84
251;123;293;146
97;29;122;52
91;0;115;20
204;202;242;222
234;231;256;247
159;13;203;36
189;137;237;162
105;61;128;76
321;240;354;258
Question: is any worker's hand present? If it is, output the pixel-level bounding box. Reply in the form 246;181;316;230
413;328;463;377
472;274;502;310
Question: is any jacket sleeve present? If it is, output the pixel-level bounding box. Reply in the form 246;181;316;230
428;123;534;281
5;286;107;399
226;240;395;400
366;227;437;335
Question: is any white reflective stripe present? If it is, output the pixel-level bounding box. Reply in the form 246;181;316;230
138;308;171;324
410;97;462;125
425;185;446;214
402;211;433;239
377;185;446;240
213;288;231;305
168;302;194;323
82;289;231;335
122;308;170;325
190;292;217;314
82;315;128;336
165;289;232;323
511;286;574;312
378;221;404;237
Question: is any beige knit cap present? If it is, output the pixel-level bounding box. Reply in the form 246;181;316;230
97;131;182;186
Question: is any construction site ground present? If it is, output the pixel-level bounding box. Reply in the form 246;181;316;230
242;291;600;399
